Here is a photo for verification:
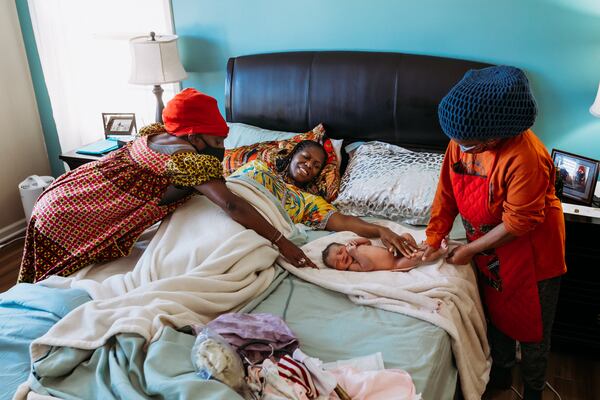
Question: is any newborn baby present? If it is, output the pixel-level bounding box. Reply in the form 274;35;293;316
322;236;447;272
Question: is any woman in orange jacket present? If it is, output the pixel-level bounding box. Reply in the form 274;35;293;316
421;66;566;400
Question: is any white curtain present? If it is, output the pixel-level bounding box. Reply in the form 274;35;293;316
28;0;179;152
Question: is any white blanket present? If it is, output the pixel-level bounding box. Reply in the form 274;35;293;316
282;224;491;400
31;179;490;399
30;179;296;362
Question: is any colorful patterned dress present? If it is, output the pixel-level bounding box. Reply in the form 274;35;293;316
18;135;223;283
230;160;336;229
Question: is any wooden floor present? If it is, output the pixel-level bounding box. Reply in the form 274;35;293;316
484;351;600;399
0;237;24;292
1;240;598;399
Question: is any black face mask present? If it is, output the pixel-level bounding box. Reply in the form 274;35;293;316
199;146;226;161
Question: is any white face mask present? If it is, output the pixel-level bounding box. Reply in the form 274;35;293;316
459;144;478;152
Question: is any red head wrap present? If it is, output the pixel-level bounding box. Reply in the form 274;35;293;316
162;88;229;137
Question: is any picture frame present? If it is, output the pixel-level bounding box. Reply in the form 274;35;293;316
102;113;137;137
551;148;599;206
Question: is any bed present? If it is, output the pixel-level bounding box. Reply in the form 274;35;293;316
2;51;492;400
224;51;493;399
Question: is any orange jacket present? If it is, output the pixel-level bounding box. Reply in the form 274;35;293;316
426;130;567;281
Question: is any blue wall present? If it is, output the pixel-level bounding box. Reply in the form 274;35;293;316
172;0;600;160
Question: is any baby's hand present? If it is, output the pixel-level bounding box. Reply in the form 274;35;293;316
346;243;358;256
358;237;371;246
348;238;370;247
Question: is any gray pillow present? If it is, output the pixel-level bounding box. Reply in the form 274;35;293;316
333;141;443;225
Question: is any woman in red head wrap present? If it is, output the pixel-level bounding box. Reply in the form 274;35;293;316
19;89;314;283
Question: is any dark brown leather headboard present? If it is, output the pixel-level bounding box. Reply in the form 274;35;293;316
225;51;491;152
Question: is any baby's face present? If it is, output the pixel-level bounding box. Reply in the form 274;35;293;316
326;244;352;271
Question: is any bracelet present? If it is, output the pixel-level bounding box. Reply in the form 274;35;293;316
272;231;283;245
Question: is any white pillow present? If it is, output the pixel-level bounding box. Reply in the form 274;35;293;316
224;123;298;149
343;141;366;157
329;138;343;172
333;141;443;225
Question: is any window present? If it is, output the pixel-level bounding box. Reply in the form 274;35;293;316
28;0;178;152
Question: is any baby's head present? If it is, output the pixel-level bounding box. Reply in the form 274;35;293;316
322;242;351;271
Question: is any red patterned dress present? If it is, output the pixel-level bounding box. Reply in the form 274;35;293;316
18;135;223;283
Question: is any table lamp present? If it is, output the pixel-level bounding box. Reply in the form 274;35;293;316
590;82;600;117
129;32;187;123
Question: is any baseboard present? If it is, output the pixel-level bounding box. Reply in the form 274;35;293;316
0;219;26;244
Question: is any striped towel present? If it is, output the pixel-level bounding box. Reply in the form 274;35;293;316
277;355;319;398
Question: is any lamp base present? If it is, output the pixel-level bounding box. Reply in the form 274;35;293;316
153;85;165;123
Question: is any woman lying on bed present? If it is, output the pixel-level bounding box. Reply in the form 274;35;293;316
18;88;317;283
19;88;416;282
230;140;420;267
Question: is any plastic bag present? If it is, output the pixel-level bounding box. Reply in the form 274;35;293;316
191;327;246;392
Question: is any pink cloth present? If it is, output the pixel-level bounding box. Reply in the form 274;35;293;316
329;367;421;400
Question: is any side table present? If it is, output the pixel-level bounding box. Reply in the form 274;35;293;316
58;148;103;170
551;208;600;353
58;139;124;170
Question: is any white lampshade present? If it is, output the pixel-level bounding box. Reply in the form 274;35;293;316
590;82;600;118
129;34;187;85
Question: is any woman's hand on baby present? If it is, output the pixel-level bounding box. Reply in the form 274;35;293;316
445;244;475;265
420;238;449;262
401;233;418;248
277;239;317;268
421;243;440;262
379;228;419;258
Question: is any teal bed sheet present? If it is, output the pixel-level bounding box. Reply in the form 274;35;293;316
246;275;458;400
29;327;241;400
19;269;456;399
0;283;90;400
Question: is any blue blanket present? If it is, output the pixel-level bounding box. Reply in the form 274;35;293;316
0;284;90;400
29;327;241;400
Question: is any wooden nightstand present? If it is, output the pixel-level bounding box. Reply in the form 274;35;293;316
58;138;128;170
58;148;103;170
551;207;600;353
